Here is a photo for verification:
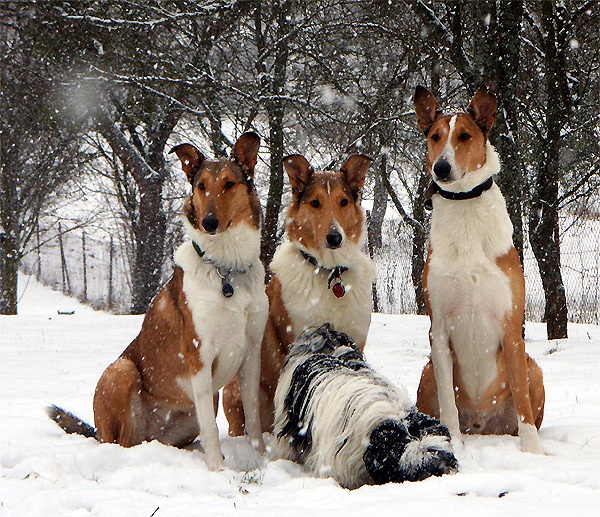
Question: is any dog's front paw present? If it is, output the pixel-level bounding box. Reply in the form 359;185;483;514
250;436;266;454
205;454;226;471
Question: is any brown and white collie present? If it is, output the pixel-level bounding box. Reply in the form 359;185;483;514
223;153;375;436
48;132;268;470
413;85;545;454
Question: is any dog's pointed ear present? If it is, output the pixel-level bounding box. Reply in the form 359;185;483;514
170;143;205;183
231;132;260;178
283;154;314;195
469;86;497;136
414;86;443;135
340;154;371;198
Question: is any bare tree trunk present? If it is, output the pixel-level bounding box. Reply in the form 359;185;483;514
529;0;568;339
82;231;88;303
256;1;290;273
108;235;114;312
131;178;166;314
0;231;4;313
492;0;526;259
367;154;388;313
261;107;286;274
94;104;177;314
0;234;18;315
0;144;19;315
412;173;430;315
58;223;71;295
36;223;41;280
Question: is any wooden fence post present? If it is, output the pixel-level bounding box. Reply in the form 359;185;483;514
82;231;88;302
58;223;71;295
108;235;114;311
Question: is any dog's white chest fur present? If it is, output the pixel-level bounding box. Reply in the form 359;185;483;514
271;242;374;344
174;226;268;392
427;182;514;401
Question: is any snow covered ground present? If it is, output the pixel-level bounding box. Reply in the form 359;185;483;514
1;275;599;516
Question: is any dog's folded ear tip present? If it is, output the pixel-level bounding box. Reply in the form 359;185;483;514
169;143;188;155
243;130;260;140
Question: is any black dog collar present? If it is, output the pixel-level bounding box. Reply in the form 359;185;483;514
424;176;494;210
300;249;348;298
192;240;249;298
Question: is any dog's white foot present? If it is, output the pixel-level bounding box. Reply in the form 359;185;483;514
451;435;465;455
443;423;463;452
250;436;266;454
518;422;544;454
205;454;226;471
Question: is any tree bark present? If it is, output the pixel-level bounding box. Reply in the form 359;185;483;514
528;0;568;339
131;178;166;314
412;173;430;315
0;145;20;315
493;0;525;259
367;154;388;313
94;105;173;314
256;1;291;273
0;235;18;315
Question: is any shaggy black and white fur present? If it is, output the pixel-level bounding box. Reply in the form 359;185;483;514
272;324;458;489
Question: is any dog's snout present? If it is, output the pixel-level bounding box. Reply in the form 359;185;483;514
326;230;343;249
433;160;452;181
202;214;219;234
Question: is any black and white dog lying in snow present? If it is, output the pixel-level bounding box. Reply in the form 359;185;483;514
272;324;458;489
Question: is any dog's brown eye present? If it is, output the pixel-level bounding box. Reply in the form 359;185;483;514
224;181;235;190
310;199;320;208
197;182;205;190
459;132;471;141
340;198;349;207
431;133;440;142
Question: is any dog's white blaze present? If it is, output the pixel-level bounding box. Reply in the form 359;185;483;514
271;241;374;345
428;145;513;404
436;115;457;179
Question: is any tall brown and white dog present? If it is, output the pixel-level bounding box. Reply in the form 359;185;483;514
48;132;268;470
223;153;375;436
413;86;545;454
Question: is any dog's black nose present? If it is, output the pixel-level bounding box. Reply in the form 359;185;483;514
326;230;343;249
433;160;452;180
202;214;219;234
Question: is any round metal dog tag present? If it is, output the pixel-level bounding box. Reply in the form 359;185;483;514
222;282;234;298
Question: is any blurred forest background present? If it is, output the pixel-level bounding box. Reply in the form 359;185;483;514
1;1;599;340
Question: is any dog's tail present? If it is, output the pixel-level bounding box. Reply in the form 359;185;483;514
47;404;97;440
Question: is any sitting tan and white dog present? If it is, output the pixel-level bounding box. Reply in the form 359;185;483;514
48;132;268;470
223;153;375;435
413;85;545;454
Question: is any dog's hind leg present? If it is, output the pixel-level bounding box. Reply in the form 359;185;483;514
93;357;145;446
416;358;441;419
223;376;245;436
528;355;545;430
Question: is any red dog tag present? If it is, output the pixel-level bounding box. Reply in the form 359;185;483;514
332;281;346;298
